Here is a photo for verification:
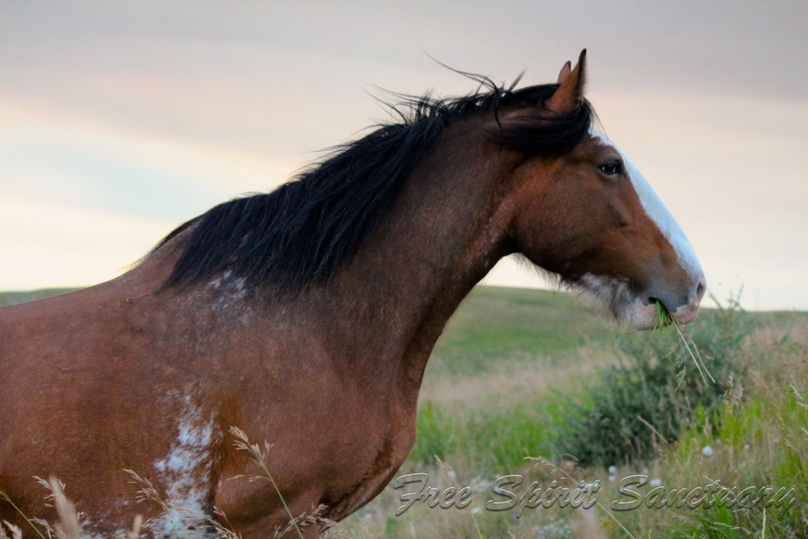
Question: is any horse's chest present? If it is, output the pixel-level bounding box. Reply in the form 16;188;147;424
311;390;417;518
323;420;415;519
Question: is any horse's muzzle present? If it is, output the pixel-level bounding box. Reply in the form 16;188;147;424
670;274;707;325
630;274;706;329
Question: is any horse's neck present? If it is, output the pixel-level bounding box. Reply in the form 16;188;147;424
326;121;517;394
135;120;516;403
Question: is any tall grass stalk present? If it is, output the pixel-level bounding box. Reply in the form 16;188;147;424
229;427;307;539
0;489;47;539
527;456;634;539
0;521;23;539
2;477;143;539
434;456;483;539
654;299;714;384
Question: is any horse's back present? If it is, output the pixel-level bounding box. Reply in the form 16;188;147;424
0;237;185;394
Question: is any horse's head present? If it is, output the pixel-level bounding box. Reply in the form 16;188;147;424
504;51;705;329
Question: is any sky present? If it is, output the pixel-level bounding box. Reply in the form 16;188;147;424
1;1;807;310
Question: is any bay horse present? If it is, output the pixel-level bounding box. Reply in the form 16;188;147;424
0;51;705;537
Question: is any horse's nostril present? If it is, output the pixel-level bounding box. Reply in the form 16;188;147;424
695;275;707;304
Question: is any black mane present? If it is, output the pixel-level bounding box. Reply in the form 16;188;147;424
159;79;593;292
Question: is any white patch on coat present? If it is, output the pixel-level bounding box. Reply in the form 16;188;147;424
81;533;121;539
589;128;703;280
208;269;249;314
76;517;127;539
151;395;221;538
578;273;632;320
76;518;123;539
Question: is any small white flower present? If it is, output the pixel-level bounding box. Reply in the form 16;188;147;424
364;513;372;522
702;445;713;456
608;465;617;474
448;470;456;479
649;478;662;488
744;444;750;450
608;475;616;482
471;507;483;515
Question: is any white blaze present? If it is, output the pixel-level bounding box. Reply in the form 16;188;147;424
590;128;703;281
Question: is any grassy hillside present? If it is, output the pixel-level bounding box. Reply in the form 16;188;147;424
430;286;613;367
0;288;76;308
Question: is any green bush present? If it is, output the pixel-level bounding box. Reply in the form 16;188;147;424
555;295;755;466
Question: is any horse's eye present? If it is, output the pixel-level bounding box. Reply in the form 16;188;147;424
599;162;623;176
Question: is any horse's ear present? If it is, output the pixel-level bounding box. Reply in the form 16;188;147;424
557;61;572;85
545;49;586;115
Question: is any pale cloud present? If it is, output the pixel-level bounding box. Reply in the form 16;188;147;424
0;192;174;289
1;99;295;216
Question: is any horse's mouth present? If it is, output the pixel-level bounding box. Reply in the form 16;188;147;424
575;273;704;331
627;298;701;330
